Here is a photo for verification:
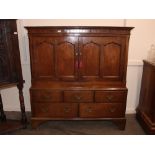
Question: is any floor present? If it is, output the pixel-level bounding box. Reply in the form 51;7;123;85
3;113;145;135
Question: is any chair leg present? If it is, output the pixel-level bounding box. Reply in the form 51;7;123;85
17;84;27;128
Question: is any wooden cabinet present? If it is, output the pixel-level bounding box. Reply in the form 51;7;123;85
0;20;27;133
26;26;133;129
136;60;155;134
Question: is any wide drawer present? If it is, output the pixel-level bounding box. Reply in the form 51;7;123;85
32;103;78;118
79;103;125;118
31;90;63;102
64;91;94;103
95;91;127;103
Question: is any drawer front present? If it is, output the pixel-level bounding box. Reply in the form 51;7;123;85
79;103;125;118
64;91;94;103
95;91;127;103
32;103;78;118
31;90;63;102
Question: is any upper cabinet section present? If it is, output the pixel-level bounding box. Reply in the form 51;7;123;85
26;26;133;83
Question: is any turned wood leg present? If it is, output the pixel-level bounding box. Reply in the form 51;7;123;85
17;84;27;128
0;93;6;122
112;118;126;130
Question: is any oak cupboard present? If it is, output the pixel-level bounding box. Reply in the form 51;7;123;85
26;26;133;129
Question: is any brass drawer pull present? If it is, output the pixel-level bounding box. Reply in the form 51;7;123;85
42;107;49;112
110;108;116;113
64;107;70;113
74;95;82;100
106;95;114;101
42;94;52;99
86;107;92;113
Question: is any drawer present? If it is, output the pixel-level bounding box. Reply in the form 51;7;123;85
32;103;78;118
95;91;127;103
79;103;125;118
64;91;93;103
31;90;63;102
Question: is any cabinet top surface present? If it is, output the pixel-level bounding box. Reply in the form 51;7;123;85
25;26;134;35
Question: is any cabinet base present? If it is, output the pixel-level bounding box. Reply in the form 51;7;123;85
31;117;126;130
136;109;155;134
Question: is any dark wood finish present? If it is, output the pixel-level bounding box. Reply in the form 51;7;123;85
64;91;93;103
95;90;127;103
31;90;63;102
79;102;125;118
26;26;133;129
136;60;155;134
0;20;27;133
32;102;78;118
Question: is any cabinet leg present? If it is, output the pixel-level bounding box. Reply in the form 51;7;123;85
112;118;126;130
17;84;27;128
0;93;6;122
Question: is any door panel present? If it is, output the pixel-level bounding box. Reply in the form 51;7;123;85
81;42;100;77
102;43;121;77
55;37;78;81
79;37;101;80
32;37;55;79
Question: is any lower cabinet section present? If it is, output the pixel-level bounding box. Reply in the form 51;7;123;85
79;103;125;118
30;89;127;129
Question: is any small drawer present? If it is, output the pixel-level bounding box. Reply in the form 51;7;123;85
64;91;94;103
95;91;127;103
32;102;78;118
31;90;63;102
79;103;125;118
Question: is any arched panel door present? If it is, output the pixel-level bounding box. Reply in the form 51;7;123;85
79;37;101;81
100;38;126;81
31;37;55;80
55;37;78;81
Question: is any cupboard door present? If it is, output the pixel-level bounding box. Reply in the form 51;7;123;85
79;37;125;81
55;37;78;81
79;37;101;80
31;37;56;80
101;38;125;81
